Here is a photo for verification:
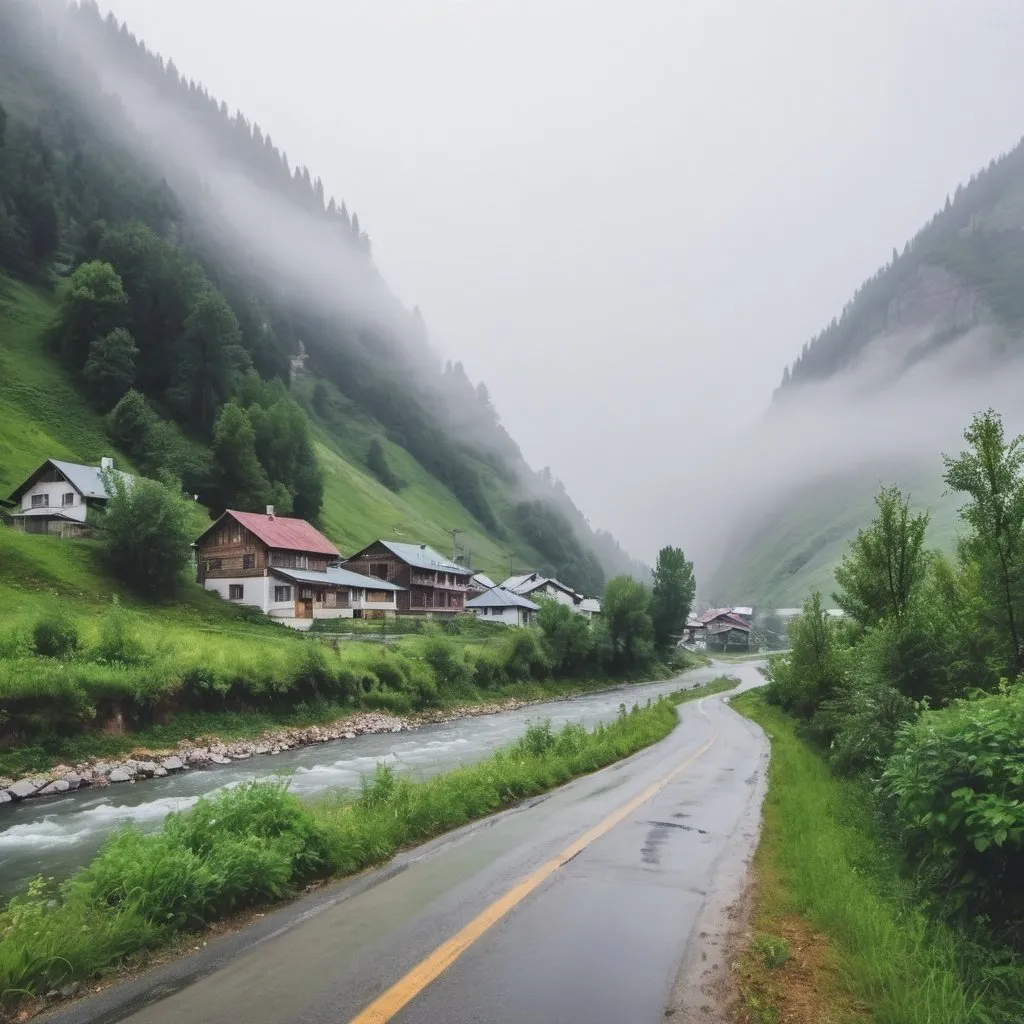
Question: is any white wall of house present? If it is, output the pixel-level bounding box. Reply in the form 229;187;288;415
471;605;531;627
204;576;271;613
18;481;88;522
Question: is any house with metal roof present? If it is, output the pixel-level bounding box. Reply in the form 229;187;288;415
500;572;583;611
466;587;539;627
194;509;403;628
6;457;132;538
467;572;498;599
344;539;471;615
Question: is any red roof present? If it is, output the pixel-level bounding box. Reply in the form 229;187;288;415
221;510;340;557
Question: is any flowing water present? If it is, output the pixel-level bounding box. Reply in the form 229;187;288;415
0;667;727;903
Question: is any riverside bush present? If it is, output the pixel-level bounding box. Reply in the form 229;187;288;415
0;695;682;1006
882;684;1024;934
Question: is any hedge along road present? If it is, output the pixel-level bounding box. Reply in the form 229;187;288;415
0;665;728;904
40;660;769;1024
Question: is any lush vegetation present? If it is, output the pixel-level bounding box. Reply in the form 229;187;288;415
0;525;696;777
754;408;1024;1016
734;695;1017;1024
0;693;687;1007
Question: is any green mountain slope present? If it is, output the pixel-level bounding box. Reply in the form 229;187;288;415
0;0;645;591
709;137;1024;604
0;271;541;578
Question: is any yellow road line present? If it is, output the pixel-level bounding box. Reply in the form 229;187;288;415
348;731;718;1024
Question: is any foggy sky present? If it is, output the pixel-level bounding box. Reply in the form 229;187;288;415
99;0;1024;563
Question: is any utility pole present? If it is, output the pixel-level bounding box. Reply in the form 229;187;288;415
449;528;463;562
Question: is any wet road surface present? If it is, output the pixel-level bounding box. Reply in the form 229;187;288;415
42;660;768;1024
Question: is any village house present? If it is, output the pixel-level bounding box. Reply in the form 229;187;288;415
5;457;130;538
500;572;582;610
467;572;498;599
465;587;539;627
697;607;752;652
344;540;471;615
194;508;402;627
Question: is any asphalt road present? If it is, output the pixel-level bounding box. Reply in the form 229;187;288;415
44;661;768;1024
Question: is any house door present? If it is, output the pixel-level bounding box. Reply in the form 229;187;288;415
295;599;313;619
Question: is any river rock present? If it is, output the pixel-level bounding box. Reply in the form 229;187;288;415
39;779;71;796
135;761;159;777
107;767;133;784
209;753;231;765
62;773;85;791
160;756;184;772
8;779;42;800
0;789;12;805
152;765;168;777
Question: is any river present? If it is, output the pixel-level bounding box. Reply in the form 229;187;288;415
0;665;730;904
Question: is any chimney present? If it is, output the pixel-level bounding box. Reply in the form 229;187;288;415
100;457;114;471
420;543;426;550
266;505;275;519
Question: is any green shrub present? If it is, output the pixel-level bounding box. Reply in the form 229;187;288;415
501;628;549;681
91;602;148;666
469;648;507;690
31;610;80;658
750;933;791;970
881;683;1024;933
422;636;471;689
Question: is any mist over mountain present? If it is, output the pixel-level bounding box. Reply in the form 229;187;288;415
702;135;1024;606
0;0;647;591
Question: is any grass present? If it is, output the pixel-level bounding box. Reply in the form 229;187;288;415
731;692;1016;1024
0;695;685;1009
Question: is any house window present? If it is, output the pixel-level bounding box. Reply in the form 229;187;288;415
228;584;244;600
274;585;292;602
207;558;222;571
269;552;308;570
61;492;75;507
242;553;255;570
31;494;49;508
369;562;390;580
315;590;325;603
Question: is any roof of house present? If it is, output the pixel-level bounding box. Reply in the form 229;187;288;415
270;565;404;591
466;588;539;611
707;614;751;633
198;510;341;557
731;606;754;617
579;597;601;614
501;573;580;600
471;572;498;590
696;607;736;625
366;540;470;574
8;458;131;502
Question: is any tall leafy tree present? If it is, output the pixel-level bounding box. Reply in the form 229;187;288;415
96;471;195;597
833;485;929;629
943;409;1024;674
52;260;127;367
651;546;696;650
83;327;137;409
602;576;654;670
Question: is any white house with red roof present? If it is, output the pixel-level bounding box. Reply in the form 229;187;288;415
193;507;403;627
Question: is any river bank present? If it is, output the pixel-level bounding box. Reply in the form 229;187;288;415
0;677;676;805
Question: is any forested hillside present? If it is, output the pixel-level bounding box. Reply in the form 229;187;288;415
0;0;646;591
707;128;1024;606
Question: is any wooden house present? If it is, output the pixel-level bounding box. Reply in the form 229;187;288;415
194;508;403;627
344;540;471;615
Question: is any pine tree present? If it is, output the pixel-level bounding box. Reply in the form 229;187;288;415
211;401;272;512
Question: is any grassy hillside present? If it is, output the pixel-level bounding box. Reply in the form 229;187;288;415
0;276;133;496
0;271;542;579
707;467;962;607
